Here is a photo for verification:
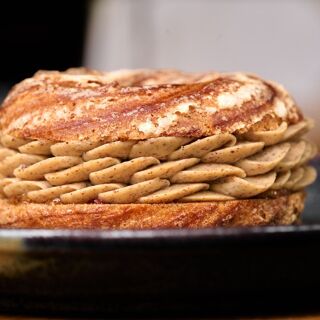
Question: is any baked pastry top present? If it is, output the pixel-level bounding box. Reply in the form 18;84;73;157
0;68;302;142
0;68;317;206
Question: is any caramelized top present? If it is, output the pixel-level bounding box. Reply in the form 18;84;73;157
0;68;302;143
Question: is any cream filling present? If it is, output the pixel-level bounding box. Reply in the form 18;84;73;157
0;119;317;204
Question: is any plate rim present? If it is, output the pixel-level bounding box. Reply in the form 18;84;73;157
0;224;320;249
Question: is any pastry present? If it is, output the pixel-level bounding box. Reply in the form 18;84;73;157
0;68;317;228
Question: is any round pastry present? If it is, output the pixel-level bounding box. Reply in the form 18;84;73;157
0;68;317;229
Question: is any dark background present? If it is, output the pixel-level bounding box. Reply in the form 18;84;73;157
0;1;88;84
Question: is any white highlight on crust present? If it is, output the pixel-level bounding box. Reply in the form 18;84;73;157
7;113;32;130
205;106;217;114
273;98;288;118
217;84;264;109
26;110;56;128
139;103;191;135
138;118;156;134
138;112;178;135
72;106;86;117
55;107;69;120
174;102;192;113
7;104;94;133
156;113;178;133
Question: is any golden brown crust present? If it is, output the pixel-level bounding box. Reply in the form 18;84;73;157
0;69;302;143
0;192;305;229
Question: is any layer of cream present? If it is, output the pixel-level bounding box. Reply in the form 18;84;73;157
0;119;317;204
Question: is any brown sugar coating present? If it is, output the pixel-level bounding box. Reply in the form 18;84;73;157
0;69;302;143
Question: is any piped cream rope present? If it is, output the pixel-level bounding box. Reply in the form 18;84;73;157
0;119;317;203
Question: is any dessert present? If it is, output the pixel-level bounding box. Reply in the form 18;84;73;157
0;68;317;228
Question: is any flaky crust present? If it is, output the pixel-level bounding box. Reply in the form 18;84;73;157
0;192;305;229
0;69;302;143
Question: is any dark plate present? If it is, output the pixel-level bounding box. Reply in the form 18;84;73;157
0;165;319;318
1;226;320;318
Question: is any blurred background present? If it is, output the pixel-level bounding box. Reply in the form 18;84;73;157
1;0;320;143
0;0;319;219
